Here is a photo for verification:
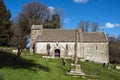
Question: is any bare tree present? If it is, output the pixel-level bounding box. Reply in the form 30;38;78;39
13;2;64;47
11;23;26;48
16;2;50;35
85;21;89;32
117;34;120;41
54;8;65;18
23;2;49;24
78;21;84;31
91;22;99;32
13;2;50;48
78;21;90;32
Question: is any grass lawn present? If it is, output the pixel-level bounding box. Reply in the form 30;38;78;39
0;48;120;80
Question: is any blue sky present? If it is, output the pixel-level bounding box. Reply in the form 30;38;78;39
4;0;120;36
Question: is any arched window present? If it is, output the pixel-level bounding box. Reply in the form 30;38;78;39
66;44;68;55
47;44;50;50
47;44;50;55
66;44;68;50
96;46;98;50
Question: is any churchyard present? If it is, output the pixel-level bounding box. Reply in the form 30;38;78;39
0;47;120;80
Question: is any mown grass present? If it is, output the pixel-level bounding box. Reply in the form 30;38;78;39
0;48;120;80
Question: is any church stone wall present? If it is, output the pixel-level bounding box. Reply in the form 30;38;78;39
83;42;109;63
35;42;86;58
35;42;76;57
30;25;42;52
35;42;109;63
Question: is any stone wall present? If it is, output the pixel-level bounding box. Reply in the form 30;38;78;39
35;42;109;63
35;42;75;58
30;25;42;52
82;42;109;63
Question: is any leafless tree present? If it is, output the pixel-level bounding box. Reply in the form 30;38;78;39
117;34;120;41
11;22;27;48
78;21;90;32
13;2;64;47
23;2;49;24
54;8;65;18
15;2;50;35
91;22;99;32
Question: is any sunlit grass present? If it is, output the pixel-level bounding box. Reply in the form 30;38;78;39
0;48;120;80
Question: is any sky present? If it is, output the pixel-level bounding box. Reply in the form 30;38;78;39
4;0;120;36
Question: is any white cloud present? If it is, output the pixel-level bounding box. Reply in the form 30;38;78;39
104;22;120;28
48;6;55;14
73;0;89;4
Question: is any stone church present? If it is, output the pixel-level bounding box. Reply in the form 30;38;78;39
30;25;109;64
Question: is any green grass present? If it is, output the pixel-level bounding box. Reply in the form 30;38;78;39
0;48;120;80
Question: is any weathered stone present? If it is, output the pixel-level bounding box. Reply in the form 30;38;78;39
67;30;85;76
12;49;18;53
116;65;120;70
67;64;85;76
30;25;43;52
30;25;109;64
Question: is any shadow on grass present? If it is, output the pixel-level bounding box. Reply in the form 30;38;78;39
0;50;50;72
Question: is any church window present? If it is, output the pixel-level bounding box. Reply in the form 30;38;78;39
47;44;50;50
66;44;68;50
47;44;50;55
96;46;98;50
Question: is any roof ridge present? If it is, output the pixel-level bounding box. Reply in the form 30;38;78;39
83;32;104;33
43;29;76;31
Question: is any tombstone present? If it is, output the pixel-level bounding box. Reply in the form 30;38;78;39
103;63;106;67
116;64;120;70
62;58;66;66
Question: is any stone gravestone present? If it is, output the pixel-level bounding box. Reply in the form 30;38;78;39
67;29;85;76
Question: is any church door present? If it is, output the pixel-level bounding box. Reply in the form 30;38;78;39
54;49;60;57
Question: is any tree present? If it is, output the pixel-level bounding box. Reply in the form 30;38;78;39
51;14;61;29
54;8;64;18
16;2;63;34
107;34;116;42
13;2;63;47
12;2;49;48
11;23;26;48
0;0;13;46
43;8;63;29
117;34;120;41
91;22;99;32
107;34;120;64
78;21;90;32
16;2;49;35
43;14;61;29
43;16;51;29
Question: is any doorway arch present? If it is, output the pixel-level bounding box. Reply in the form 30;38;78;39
54;49;60;57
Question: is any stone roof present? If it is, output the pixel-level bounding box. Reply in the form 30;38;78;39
36;29;76;42
82;32;107;42
36;29;108;42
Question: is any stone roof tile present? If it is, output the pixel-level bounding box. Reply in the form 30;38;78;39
36;29;107;42
36;29;76;42
82;32;107;42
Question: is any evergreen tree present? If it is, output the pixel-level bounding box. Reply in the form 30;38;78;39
43;14;61;29
51;14;61;29
0;0;12;46
43;16;52;29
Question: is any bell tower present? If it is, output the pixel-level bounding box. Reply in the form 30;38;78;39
30;25;43;53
